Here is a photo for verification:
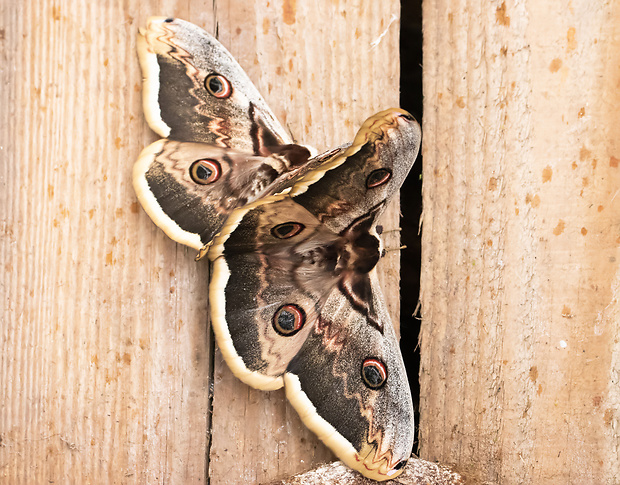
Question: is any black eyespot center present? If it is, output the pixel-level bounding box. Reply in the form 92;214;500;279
273;304;305;336
366;168;392;189
190;159;221;185
361;358;388;389
205;73;232;98
164;17;174;23
208;77;222;92
271;222;305;239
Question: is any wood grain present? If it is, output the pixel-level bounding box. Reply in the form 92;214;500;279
208;2;403;483
0;1;404;483
420;0;620;482
0;1;217;483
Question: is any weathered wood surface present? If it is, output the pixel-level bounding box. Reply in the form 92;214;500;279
0;2;214;483
266;458;464;485
0;1;404;483
207;3;403;483
420;0;620;483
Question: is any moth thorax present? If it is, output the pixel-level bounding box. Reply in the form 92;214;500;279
344;232;381;274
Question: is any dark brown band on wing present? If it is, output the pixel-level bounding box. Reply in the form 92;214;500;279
291;143;378;225
156;56;210;142
249;102;283;155
337;276;382;333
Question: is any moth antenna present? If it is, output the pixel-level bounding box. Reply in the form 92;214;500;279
381;245;407;257
375;225;401;236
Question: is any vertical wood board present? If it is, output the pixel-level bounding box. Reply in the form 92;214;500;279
420;0;620;483
207;2;403;483
0;1;405;484
1;1;213;483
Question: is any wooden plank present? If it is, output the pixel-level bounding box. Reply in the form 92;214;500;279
0;1;215;483
0;1;405;484
207;2;403;483
420;0;620;482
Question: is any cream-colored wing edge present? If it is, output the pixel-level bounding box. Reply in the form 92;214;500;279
133;140;203;250
283;374;403;481
288;108;412;197
137;17;172;138
207;194;290;391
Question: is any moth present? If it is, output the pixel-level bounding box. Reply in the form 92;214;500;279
134;17;421;481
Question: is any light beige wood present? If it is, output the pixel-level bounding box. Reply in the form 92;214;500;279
0;1;404;484
420;0;620;483
208;2;403;483
0;1;216;483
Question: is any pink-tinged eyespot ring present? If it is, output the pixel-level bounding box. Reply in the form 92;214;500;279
271;222;305;239
361;358;388;389
190;159;221;185
366;169;392;189
205;73;232;98
273;304;305;336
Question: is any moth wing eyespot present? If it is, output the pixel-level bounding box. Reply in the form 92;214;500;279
189;159;222;185
271;222;305;239
361;358;388;389
366;168;392;189
273;304;305;336
205;73;233;98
